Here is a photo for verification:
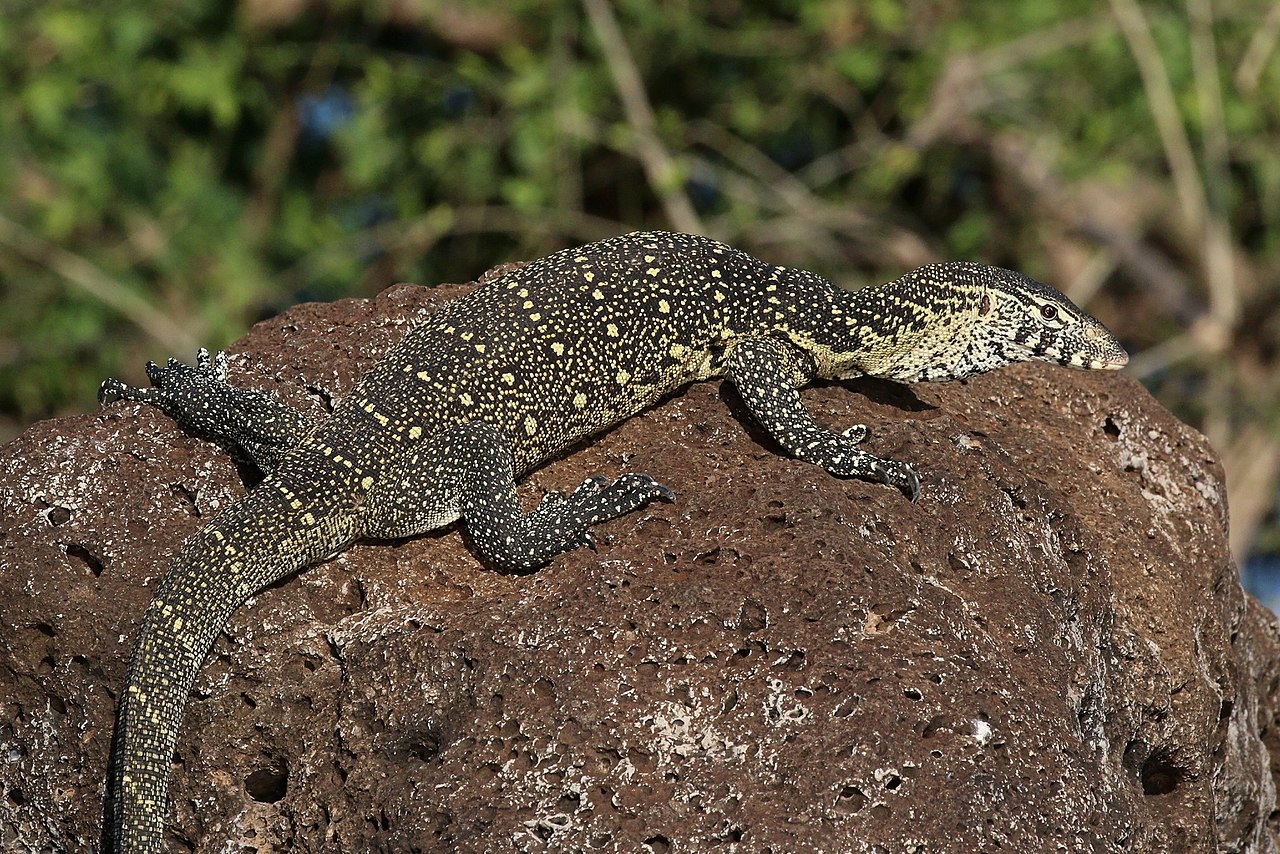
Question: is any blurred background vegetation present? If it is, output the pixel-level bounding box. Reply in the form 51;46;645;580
3;0;1280;599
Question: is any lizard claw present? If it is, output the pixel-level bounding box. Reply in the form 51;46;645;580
872;461;920;502
98;378;129;406
900;468;921;503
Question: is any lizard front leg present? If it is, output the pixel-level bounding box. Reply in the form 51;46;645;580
361;420;674;572
724;335;921;501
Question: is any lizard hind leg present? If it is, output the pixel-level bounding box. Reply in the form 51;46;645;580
99;348;310;474
360;420;674;573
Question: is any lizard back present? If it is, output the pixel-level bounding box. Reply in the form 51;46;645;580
339;231;788;475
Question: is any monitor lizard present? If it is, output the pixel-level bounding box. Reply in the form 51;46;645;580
97;230;1128;851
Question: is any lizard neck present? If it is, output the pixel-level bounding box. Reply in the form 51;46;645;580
765;266;987;383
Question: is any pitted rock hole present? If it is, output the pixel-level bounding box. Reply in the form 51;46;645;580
245;761;289;803
643;835;671;853
1123;739;1185;796
1141;753;1185;796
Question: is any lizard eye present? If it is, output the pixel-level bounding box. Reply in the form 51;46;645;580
1040;304;1059;321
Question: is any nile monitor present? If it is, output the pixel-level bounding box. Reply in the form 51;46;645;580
97;231;1128;851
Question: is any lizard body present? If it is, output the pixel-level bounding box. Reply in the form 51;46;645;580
98;231;1127;851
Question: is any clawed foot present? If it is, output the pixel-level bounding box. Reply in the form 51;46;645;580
806;423;921;502
842;422;919;500
98;348;228;408
96;348;307;473
534;472;675;553
870;459;920;502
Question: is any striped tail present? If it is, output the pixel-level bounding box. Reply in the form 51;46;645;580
104;475;358;852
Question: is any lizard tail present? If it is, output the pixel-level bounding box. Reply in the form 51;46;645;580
104;475;358;853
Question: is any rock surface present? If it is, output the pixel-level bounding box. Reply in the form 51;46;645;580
2;278;1278;853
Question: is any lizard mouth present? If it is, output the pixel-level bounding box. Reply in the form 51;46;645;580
1061;346;1128;370
1077;326;1129;370
1092;348;1129;370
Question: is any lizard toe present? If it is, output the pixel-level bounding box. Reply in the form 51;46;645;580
841;424;872;444
873;460;920;502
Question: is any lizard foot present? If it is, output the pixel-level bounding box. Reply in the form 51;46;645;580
804;434;921;502
870;459;920;502
98;349;230;408
531;473;675;556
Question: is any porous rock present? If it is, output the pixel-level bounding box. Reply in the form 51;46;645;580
1;277;1278;853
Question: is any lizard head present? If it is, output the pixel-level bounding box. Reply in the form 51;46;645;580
961;262;1129;372
860;261;1131;381
835;262;1129;383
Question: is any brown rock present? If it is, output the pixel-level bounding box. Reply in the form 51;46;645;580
1;279;1277;853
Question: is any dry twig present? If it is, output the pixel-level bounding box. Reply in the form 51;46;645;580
0;214;195;353
1188;0;1238;328
1234;2;1280;94
1108;0;1207;232
579;0;703;235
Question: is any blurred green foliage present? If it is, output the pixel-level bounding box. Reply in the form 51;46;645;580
2;1;1278;481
